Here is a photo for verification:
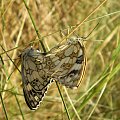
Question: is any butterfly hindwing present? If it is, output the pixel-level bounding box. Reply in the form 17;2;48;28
21;48;51;110
56;42;86;88
44;37;86;88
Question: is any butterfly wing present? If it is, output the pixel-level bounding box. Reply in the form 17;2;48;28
21;48;51;110
56;41;86;88
46;37;86;88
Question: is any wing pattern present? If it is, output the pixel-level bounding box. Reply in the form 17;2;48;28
21;48;52;110
45;36;86;88
21;36;86;110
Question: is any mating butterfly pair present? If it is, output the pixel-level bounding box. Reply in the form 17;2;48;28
21;36;86;110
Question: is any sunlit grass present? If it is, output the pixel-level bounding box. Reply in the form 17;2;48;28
0;0;120;120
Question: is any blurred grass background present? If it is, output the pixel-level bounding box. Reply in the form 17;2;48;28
0;0;120;120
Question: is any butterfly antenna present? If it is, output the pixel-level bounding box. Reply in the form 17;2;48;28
81;21;100;40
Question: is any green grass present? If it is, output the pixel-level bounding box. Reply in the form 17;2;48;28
0;0;120;120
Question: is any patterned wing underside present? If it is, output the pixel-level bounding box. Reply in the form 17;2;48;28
21;36;86;110
21;48;52;110
45;38;86;88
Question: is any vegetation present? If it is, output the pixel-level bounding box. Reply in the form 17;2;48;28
0;0;120;119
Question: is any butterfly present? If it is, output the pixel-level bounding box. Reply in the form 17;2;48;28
21;36;86;110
